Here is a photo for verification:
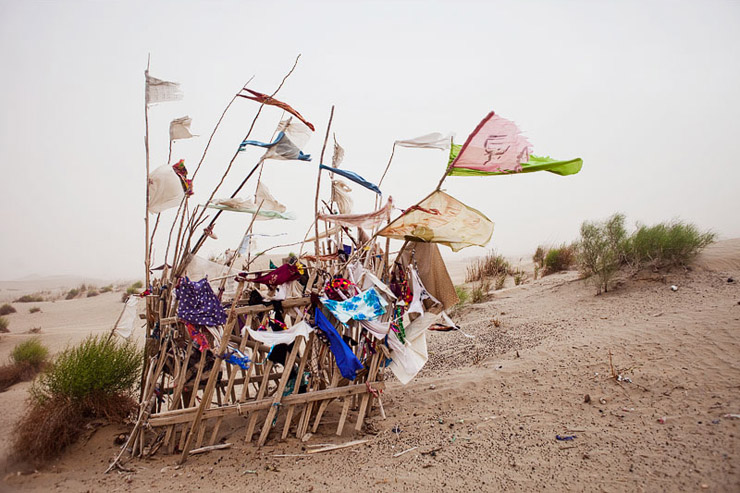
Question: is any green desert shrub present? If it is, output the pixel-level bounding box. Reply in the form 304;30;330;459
29;307;41;314
32;335;141;403
0;304;16;315
86;289;99;297
11;338;49;370
544;244;577;274
465;251;510;283
471;279;492;303
625;221;716;269
0;316;9;333
100;285;113;293
0;338;49;392
65;288;80;300
454;285;469;305
577;213;628;294
14;335;141;463
14;294;44;303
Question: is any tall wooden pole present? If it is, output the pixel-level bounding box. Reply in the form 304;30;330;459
313;105;334;256
144;55;152;288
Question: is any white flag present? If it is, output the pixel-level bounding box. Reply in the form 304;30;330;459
146;73;183;105
169;116;196;140
395;132;453;150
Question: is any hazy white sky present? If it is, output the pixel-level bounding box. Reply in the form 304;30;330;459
1;0;739;281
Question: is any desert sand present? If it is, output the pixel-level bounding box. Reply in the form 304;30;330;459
0;240;738;492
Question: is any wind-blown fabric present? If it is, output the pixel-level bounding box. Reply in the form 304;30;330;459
146;73;183;105
314;308;363;380
318;198;392;229
377;191;493;252
114;295;140;340
400;243;458;310
209;182;295;220
332;139;345;168
176;277;227;326
170;116;196;140
331;180;353;214
319;164;381;195
238;89;315;131
247;320;313;346
395;132;453;150
321;287;388;325
249;263;301;286
388;311;439;384
239;118;312;161
408;266;440;316
449;153;583;176
148;164;184;214
450;112;532;174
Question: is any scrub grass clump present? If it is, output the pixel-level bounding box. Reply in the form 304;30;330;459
0;338;49;392
13;335;141;463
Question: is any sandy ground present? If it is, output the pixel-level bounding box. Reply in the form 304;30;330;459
0;240;738;492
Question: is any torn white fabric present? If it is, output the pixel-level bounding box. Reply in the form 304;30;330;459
262;118;313;161
408;266;440;316
211;182;293;220
332;139;345;168
114;296;141;340
388;312;440;384
148;164;184;214
361;319;391;340
170;116;196;140
247;320;313;346
395;132;453;150
331;180;353;214
184;254;237;296
146;73;183;104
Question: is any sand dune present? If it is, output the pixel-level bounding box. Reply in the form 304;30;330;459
1;240;738;491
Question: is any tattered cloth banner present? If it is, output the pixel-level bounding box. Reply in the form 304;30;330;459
240;118;312;162
237;89;315;131
209;182;295;220
170;116;196;141
377;190;493;252
318;197;392;229
145;73;183;105
331;180;353;214
319;164;381;195
449;111;582;176
395;132;453;150
114;295;141;340
148;164;184;214
247;320;314;346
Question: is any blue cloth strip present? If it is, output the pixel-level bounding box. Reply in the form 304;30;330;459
314;308;363;380
319;164;381;195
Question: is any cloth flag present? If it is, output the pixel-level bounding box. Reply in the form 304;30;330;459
332;138;345;168
240;118;312;161
377;190;493;252
449;111;582;176
210;182;295;220
169;116;196;141
318;197;393;229
145;73;183;105
148;164;184;214
395;132;453;150
331;180;353;214
319;164;381;195
113;295;140;340
238;88;315;131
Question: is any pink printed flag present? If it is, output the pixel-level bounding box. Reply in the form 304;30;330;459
451;112;532;174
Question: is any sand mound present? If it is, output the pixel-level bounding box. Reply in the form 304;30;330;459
695;238;740;272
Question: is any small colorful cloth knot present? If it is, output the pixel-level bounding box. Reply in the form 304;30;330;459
172;159;194;196
257;318;287;332
183;321;210;351
223;347;251;370
324;277;355;301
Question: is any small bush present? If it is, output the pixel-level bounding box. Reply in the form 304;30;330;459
494;273;507;290
544;244;576;274
86;289;99;297
130;281;143;290
121;292;130;303
625;221;716;269
471;279;491;303
11;337;48;369
513;269;528;286
100;285;113;294
465;251;510;283
0;304;16;315
0;316;9;333
0;338;49;392
14;294;44;303
14;335;141;463
577;213;628;294
65;288;80;300
532;246;546;267
455;285;469;305
29;307;41;314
